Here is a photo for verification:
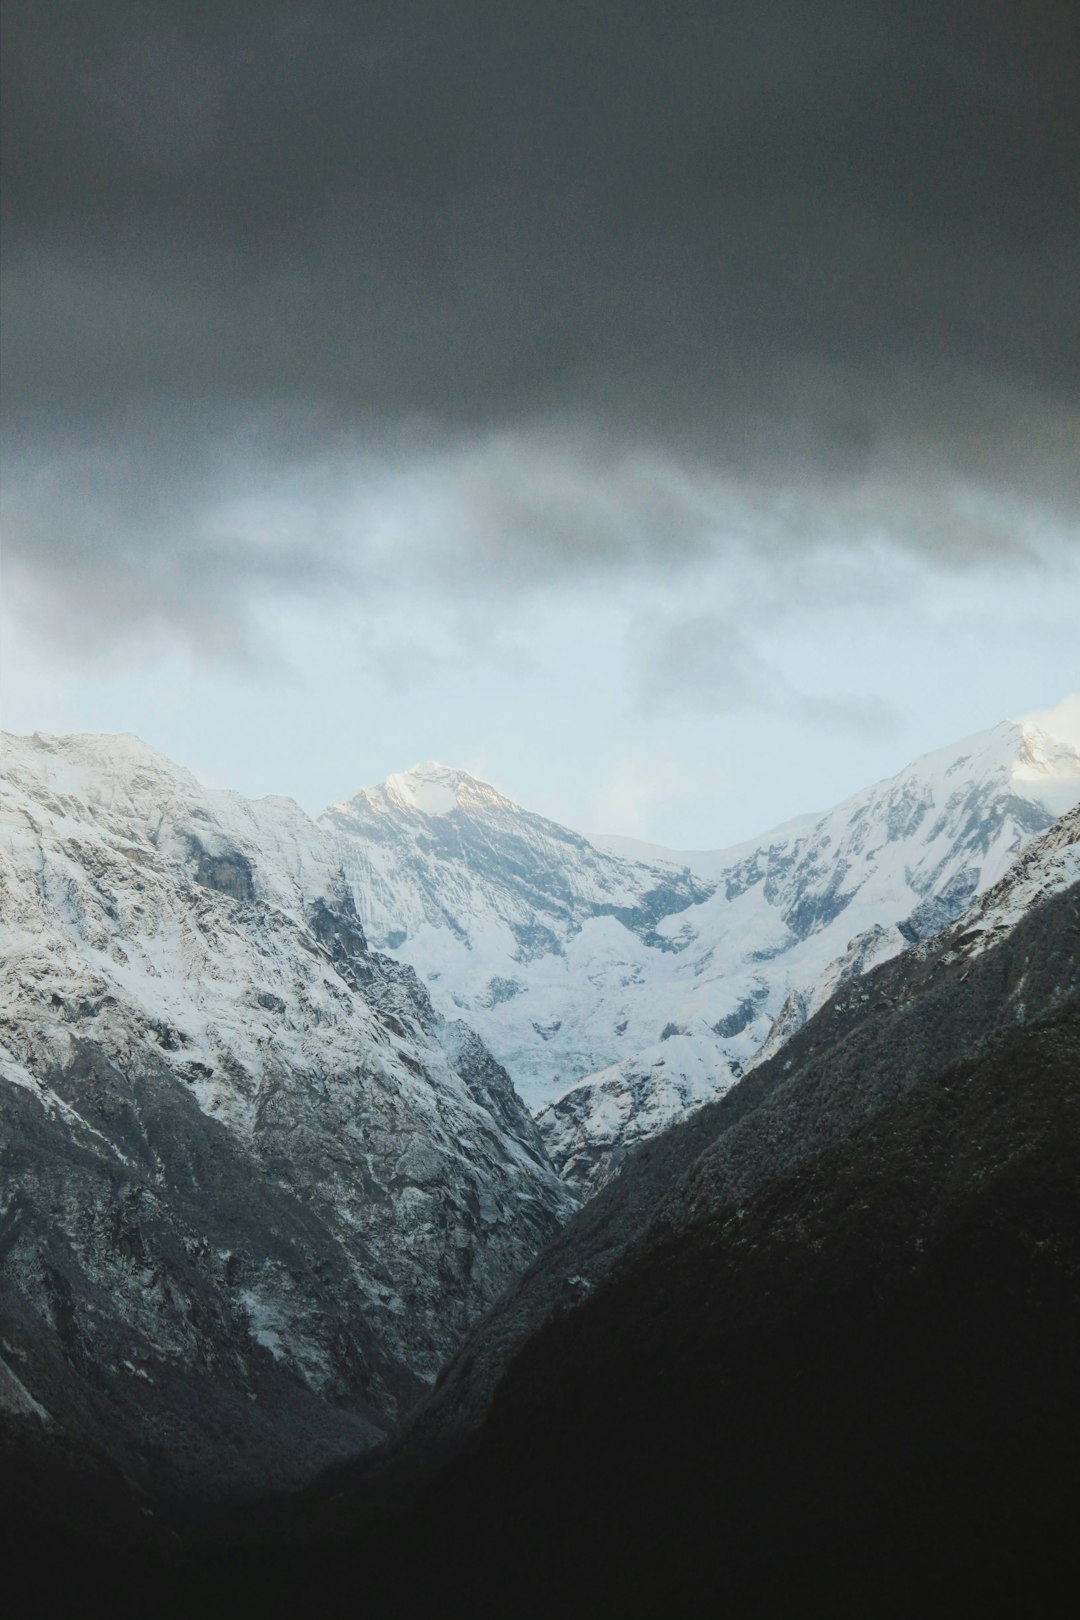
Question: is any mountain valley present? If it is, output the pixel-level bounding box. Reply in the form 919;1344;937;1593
1;720;1078;1615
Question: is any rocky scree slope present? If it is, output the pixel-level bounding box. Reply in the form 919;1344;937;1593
323;723;1080;1194
0;732;572;1495
384;804;1079;1457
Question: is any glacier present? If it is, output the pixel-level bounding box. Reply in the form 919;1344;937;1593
321;719;1080;1191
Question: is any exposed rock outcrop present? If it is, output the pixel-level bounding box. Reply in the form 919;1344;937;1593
0;732;572;1495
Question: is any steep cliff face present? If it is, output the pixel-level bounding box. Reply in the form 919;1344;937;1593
0;732;571;1493
322;723;1080;1192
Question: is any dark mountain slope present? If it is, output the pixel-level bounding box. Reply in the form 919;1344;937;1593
389;833;1078;1455
11;996;1077;1618
276;999;1080;1617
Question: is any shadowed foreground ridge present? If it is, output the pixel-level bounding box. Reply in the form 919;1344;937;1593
276;1001;1080;1617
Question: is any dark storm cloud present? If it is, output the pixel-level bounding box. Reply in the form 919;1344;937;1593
0;425;361;661
2;0;1078;649
6;0;1078;433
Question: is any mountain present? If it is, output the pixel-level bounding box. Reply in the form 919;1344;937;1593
3;763;1076;1615
220;804;1076;1619
360;802;1080;1459
320;761;713;1105
0;732;571;1495
322;720;1080;1192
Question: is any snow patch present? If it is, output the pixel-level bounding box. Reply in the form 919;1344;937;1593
239;1290;287;1360
0;1355;50;1423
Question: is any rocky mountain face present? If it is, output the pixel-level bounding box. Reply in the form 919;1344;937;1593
320;762;714;1107
209;805;1074;1619
0;733;571;1495
3;753;1076;1614
374;804;1080;1461
323;722;1080;1193
338;990;1080;1620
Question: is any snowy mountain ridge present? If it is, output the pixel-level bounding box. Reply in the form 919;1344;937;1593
0;730;570;1489
324;717;1080;1191
4;715;1077;1213
350;763;518;819
2;716;1076;1492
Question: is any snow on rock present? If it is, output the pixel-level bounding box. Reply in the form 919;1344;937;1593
320;763;714;1110
0;731;572;1491
935;802;1080;964
377;763;514;818
323;721;1080;1195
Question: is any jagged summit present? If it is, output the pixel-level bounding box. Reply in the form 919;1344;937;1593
22;728;167;761
1010;720;1080;807
5;729;198;791
593;715;1080;870
317;712;1080;1186
0;735;570;1493
883;716;1080;820
337;762;519;820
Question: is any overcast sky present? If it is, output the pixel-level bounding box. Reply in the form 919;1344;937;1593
2;1;1078;844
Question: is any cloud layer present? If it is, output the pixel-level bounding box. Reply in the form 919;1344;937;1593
3;2;1077;665
6;4;1078;436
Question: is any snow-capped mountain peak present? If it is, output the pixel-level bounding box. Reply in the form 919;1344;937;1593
0;729;571;1488
319;715;1080;1192
1010;721;1080;806
347;762;518;819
